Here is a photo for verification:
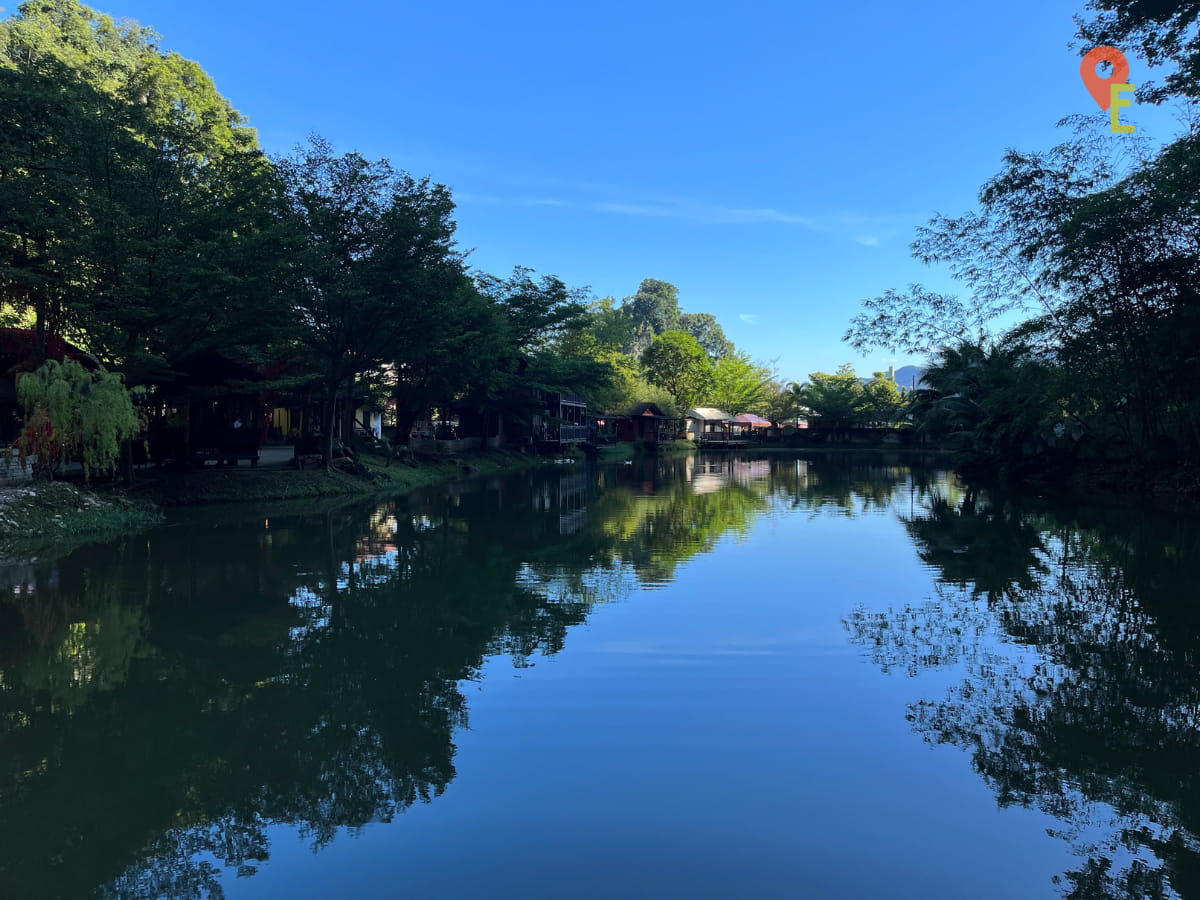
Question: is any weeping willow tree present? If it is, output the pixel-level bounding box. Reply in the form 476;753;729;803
16;358;139;481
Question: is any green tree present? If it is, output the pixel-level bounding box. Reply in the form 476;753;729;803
624;278;681;355
843;137;1129;357
795;365;867;430
16;357;139;480
860;371;907;426
764;380;805;426
476;266;588;354
707;352;772;414
0;0;287;382
912;340;1061;463
679;312;735;361
1076;0;1200;104
277;137;465;467
1041;132;1200;455
640;330;713;410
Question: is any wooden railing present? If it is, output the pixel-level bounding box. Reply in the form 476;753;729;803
558;425;590;443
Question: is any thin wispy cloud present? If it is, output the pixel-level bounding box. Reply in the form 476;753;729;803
739;314;761;325
516;197;565;207
456;192;564;208
592;200;813;226
454;182;909;243
593;202;675;218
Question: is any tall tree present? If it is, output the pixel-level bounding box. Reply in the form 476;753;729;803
277;136;465;467
623;278;681;355
796;364;867;430
1076;0;1200;105
861;371;908;426
679;311;735;361
708;352;772;414
640;329;713;411
0;0;287;382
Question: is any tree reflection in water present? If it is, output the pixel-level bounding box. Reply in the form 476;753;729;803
848;488;1200;899
3;454;934;899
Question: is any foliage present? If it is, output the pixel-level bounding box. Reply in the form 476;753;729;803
0;2;766;477
624;278;681;355
1040;132;1200;454
794;365;866;429
846;75;1200;466
0;0;287;382
1076;0;1200;105
707;352;773;414
276;136;466;466
16;358;139;480
845;138;1132;357
911;340;1062;463
763;380;805;426
861;371;908;426
640;330;714;410
477;266;589;353
679;311;735;361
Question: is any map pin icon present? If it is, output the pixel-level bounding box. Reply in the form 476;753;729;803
1081;46;1130;110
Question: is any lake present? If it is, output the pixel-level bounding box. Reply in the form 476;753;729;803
1;452;1198;899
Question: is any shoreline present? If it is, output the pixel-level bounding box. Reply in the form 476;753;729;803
0;448;550;561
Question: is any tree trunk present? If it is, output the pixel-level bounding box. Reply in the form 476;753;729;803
394;406;418;446
342;376;357;447
321;385;339;472
120;438;134;486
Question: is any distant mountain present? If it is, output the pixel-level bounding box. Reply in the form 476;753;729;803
857;365;928;390
894;365;927;390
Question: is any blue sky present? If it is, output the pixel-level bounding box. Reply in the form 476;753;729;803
79;0;1184;382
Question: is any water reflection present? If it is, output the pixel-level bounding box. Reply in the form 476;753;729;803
4;452;1122;898
848;487;1200;899
3;454;922;898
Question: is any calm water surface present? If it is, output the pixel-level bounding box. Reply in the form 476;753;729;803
2;453;1199;899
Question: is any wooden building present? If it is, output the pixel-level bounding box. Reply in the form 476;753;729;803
606;403;684;448
508;389;592;450
734;413;772;439
686;408;745;445
145;350;263;468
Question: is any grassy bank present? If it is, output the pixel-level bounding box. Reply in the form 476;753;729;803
0;481;162;557
597;442;636;462
126;448;546;507
0;449;549;560
728;444;953;456
596;440;695;460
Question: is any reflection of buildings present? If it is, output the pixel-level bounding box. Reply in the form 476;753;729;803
731;459;771;484
685;455;731;494
531;471;591;534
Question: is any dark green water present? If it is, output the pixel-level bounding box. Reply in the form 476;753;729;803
2;453;1199;899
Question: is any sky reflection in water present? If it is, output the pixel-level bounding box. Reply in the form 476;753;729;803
1;453;1197;899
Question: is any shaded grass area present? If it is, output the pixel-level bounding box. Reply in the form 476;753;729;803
731;445;953;456
0;449;547;561
658;440;698;454
597;442;636;462
126;448;544;507
0;481;163;558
